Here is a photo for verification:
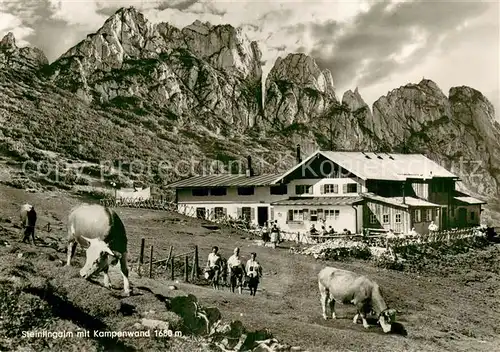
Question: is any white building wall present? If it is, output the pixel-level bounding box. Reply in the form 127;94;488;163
177;186;288;204
116;187;151;201
272;205;359;234
177;201;273;225
287;178;366;196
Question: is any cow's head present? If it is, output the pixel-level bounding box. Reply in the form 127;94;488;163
79;236;120;279
378;308;397;333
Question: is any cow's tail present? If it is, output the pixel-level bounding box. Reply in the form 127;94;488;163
67;222;76;243
318;275;329;296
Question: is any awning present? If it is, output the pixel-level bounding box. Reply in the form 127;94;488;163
362;193;440;209
454;196;487;205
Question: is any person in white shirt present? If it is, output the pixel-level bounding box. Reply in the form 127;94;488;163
227;247;245;294
270;222;280;248
428;221;438;232
205;246;222;289
245;252;262;296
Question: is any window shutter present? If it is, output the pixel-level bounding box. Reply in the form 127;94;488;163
303;209;310;221
270;207;274;221
288;209;293;221
223;208;227;217
237;207;242;218
308;186;313;195
250;207;256;220
342;184;347;194
320;185;325;194
317;209;324;221
334;185;338;194
356;183;361;193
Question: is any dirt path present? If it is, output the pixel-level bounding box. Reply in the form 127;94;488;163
1;185;499;352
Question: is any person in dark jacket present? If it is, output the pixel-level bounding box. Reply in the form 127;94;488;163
22;205;37;245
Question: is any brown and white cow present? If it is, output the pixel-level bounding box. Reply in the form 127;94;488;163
19;203;37;244
65;204;130;296
318;267;396;333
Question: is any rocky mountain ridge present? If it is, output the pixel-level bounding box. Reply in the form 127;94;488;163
0;6;499;208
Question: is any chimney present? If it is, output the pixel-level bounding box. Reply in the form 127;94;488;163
246;155;254;177
296;144;302;164
402;181;406;204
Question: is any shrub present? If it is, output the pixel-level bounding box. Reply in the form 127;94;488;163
0;281;53;338
323;245;372;261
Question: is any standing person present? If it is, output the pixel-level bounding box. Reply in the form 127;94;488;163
245;252;262;296
270;222;280;249
320;225;327;242
261;221;270;243
204;246;222;290
21;205;37;245
227;247;246;294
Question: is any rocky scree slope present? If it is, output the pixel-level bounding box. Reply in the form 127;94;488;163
0;6;499;208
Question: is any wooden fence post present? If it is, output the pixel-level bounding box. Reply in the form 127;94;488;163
166;246;173;275
191;252;196;282
138;238;145;277
194;245;199;279
149;245;154;279
297;232;300;243
184;255;189;282
171;257;174;281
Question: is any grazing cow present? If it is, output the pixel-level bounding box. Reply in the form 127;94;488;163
219;257;228;286
65;204;131;296
318;267;396;333
20;204;37;244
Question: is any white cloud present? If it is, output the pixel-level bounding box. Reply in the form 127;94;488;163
47;0;106;27
0;12;33;45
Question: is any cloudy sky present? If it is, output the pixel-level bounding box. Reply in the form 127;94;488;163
1;0;499;115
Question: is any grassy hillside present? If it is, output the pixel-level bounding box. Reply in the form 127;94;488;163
0;185;499;351
0;69;301;193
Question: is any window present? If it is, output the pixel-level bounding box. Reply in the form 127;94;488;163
395;213;401;223
288;209;304;221
192;188;209;196
343;183;359;193
324;184;339;194
237;187;255;196
196;207;206;219
270;185;287;195
310;210;318;221
295;184;313;195
426;209;433;222
325;209;340;220
214;207;225;219
369;214;377;224
241;207;251;221
210;187;227;196
413;209;421;222
382;214;390;224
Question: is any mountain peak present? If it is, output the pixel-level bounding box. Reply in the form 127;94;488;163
0;31;48;71
268;53;336;96
1;32;16;50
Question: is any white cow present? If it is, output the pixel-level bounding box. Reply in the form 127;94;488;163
65;204;131;296
318;267;396;333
